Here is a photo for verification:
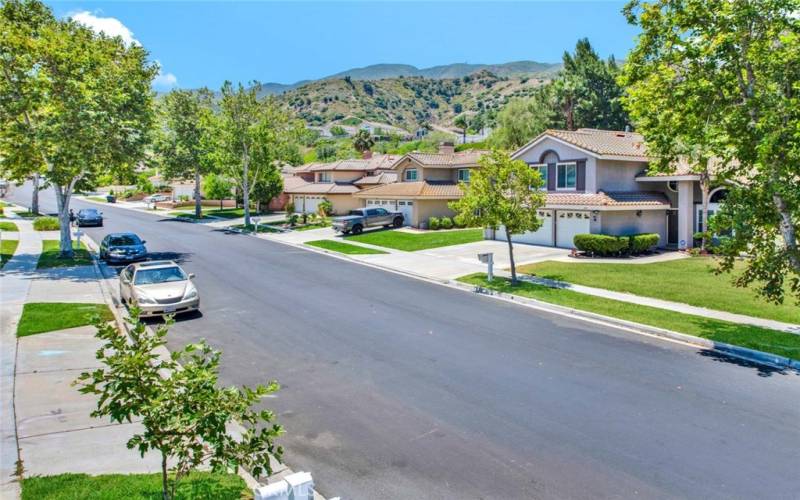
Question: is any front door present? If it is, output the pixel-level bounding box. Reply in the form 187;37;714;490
667;209;679;246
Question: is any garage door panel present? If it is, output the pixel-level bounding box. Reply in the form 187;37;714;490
495;210;554;246
556;211;590;248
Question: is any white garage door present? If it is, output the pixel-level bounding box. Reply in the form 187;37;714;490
495;210;554;246
294;195;322;214
556;210;591;248
365;199;412;226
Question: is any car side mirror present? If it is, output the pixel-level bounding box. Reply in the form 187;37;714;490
141;240;146;244
188;273;196;279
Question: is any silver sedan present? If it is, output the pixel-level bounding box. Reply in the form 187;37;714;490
119;260;200;317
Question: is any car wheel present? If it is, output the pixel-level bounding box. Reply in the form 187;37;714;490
342;230;351;235
351;224;363;235
393;217;403;228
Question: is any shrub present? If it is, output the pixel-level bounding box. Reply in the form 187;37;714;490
573;234;629;256
285;201;295;214
428;217;440;230
453;214;466;228
33;216;60;231
440;216;453;229
628;233;660;254
318;199;333;217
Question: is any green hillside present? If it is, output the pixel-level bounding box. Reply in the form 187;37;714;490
278;70;552;132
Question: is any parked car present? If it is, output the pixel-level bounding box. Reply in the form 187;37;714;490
99;232;148;264
119;260;199;317
76;208;103;227
332;207;403;235
143;194;170;203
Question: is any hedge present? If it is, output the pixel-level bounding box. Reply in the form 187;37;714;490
33;216;60;231
573;233;660;256
428;217;440;230
573;234;628;256
440;217;453;229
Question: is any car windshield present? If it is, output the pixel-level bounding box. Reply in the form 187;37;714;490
348;210;364;216
80;209;98;216
134;267;187;285
109;235;140;246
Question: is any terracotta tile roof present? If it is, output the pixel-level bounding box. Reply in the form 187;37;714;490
285;182;360;195
282;176;309;191
545;129;648;158
353;171;398;186
404;150;489;168
294;154;400;173
546;191;670;207
353;181;463;199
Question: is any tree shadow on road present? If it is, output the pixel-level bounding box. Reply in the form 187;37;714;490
697;349;798;378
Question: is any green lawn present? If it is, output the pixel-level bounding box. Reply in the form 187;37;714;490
169;211;213;220
14;210;40;218
459;273;800;362
21;472;247;500
17;302;114;337
204;208;270;219
0;221;18;231
346;228;484;251
85;196;108;203
1;239;18;268
232;223;282;233
37;240;93;268
518;258;799;324
306;239;388;254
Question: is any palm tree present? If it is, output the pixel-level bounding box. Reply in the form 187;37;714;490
352;129;374;153
454;115;468;144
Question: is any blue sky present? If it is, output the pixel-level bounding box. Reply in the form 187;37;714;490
46;1;639;91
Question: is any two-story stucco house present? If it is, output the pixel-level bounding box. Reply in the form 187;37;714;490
505;128;726;249
285;154;398;215
353;143;488;226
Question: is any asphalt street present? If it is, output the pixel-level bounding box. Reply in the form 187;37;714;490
8;184;800;500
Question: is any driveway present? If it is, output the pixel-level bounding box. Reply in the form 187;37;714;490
419;240;569;269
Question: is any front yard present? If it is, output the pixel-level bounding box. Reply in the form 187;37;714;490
37;240;93;269
21;472;247;500
1;239;18;268
346;228;484;251
517;258;799;324
17;302;113;337
459;273;800;362
306;239;387;255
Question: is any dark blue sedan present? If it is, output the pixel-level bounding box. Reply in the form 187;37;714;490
99;233;148;264
76;208;103;227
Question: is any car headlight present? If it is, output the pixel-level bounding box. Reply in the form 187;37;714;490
110;249;124;255
183;285;198;300
136;293;157;304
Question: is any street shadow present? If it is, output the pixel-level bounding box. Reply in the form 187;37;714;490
696;349;798;377
1;250;98;283
141;309;203;326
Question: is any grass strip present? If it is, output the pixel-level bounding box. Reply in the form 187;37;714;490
21;472;247;500
37;240;92;268
169;211;213;220
458;273;800;362
518;258;799;324
1;239;18;268
85;196;108;203
346;228;483;251
232;223;282;233
306;239;388;254
17;302;114;337
0;221;18;231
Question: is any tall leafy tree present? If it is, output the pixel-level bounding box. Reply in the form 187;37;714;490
490;93;557;149
211;82;301;226
621;0;800;303
202;173;234;210
156;89;215;219
449;150;546;283
0;0;156;256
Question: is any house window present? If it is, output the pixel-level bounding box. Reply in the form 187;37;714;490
404;168;418;181
530;163;547;190
319;172;331;183
457;169;470;183
556;162;577;190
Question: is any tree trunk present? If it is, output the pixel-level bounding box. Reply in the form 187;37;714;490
54;184;74;258
31;173;40;215
242;146;250;227
773;192;800;274
161;453;169;500
194;167;202;219
506;231;517;284
700;173;710;251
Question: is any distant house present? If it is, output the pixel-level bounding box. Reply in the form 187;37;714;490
285;153;399;215
352;143;488;227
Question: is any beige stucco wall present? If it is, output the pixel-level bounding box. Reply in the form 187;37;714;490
327;194;363;215
316;171;363;182
595;160;649;191
514;137;598;192
600;210;668;248
413;199;456;227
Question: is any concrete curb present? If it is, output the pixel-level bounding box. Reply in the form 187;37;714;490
258;232;800;373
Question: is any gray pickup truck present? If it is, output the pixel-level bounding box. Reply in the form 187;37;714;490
332;207;404;235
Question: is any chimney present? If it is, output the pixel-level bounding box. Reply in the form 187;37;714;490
362;150;373;159
438;141;455;155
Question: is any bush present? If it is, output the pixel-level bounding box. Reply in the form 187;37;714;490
440;216;453;229
628;233;660;254
33;216;60;231
573;234;629;256
318;199;333;217
453;214;466;228
428;217;440;230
